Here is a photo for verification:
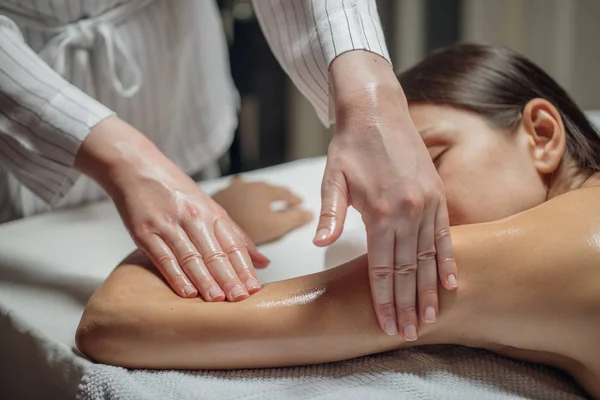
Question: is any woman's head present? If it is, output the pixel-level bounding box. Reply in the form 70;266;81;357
399;43;600;225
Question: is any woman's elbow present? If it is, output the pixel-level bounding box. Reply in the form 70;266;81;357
76;296;200;369
76;297;134;366
76;315;106;363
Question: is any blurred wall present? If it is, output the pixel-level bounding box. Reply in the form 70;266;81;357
462;0;600;110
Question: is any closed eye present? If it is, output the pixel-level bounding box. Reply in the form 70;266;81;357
432;151;446;168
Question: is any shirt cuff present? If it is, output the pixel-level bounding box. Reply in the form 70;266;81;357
314;7;392;69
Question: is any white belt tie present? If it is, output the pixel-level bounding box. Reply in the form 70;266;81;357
0;0;154;97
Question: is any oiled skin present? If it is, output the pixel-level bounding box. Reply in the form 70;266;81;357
76;185;600;398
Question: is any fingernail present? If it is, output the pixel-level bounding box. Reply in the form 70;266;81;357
424;306;437;323
383;319;398;336
403;323;418;341
313;228;330;242
230;285;247;300
245;278;261;291
447;273;458;289
182;284;196;297
208;285;223;301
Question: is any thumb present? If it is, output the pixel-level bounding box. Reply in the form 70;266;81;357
313;170;349;246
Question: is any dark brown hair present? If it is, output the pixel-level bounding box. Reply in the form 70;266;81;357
399;43;600;172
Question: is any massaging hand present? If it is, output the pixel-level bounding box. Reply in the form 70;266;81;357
212;177;313;245
76;116;269;302
314;51;459;340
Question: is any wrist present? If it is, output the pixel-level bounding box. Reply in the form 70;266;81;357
329;51;408;128
74;116;162;194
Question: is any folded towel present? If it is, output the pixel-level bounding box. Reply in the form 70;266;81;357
77;346;584;399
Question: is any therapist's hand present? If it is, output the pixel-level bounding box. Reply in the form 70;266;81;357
314;51;458;340
75;116;269;302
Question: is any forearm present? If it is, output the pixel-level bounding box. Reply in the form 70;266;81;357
74;116;169;196
329;51;407;128
77;251;463;369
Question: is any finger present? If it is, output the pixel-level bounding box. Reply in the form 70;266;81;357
267;185;303;207
366;226;397;336
183;219;249;302
417;206;439;325
435;196;458;290
215;218;262;294
138;234;197;298
231;176;243;184
271;208;313;240
282;208;313;230
231;220;270;269
394;224;420;342
163;226;225;302
314;170;349;246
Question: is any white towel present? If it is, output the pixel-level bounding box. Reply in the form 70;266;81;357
76;346;585;399
76;229;587;400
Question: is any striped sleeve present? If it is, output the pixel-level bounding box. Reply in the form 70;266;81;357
0;16;114;205
252;0;391;126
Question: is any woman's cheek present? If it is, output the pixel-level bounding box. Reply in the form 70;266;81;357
442;186;466;226
437;159;486;224
442;177;488;225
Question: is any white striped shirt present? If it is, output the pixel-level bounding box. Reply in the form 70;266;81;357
0;0;389;224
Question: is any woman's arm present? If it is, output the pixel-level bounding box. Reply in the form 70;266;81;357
76;187;600;394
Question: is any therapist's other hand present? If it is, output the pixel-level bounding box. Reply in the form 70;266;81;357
315;51;458;340
213;177;313;245
75;116;269;302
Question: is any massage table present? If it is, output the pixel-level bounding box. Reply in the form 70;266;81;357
0;156;588;399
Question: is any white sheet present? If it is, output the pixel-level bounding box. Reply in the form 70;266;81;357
0;156;586;399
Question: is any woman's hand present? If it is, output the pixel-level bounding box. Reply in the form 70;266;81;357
75;116;269;302
212;177;313;245
316;51;459;340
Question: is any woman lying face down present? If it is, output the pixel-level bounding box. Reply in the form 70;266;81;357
400;44;600;226
76;44;600;398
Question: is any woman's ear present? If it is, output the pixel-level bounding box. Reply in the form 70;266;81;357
522;98;566;175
